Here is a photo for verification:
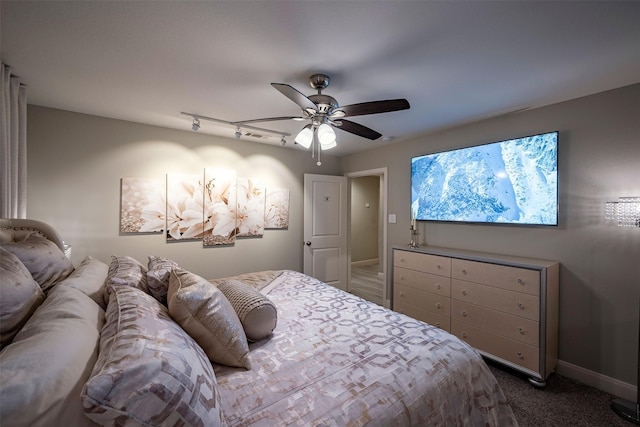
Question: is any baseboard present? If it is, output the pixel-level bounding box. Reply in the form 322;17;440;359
556;360;637;401
351;258;379;267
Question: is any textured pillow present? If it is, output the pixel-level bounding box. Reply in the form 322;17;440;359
0;285;104;427
58;256;109;310
168;268;251;369
146;255;179;305
217;279;277;342
0;248;46;348
82;285;225;427
1;234;74;292
103;255;149;306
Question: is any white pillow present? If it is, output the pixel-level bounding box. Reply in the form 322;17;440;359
57;256;108;309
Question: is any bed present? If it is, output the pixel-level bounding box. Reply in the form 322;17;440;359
0;218;517;426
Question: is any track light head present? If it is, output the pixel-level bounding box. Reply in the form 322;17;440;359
281;136;287;146
192;118;200;131
235;127;242;139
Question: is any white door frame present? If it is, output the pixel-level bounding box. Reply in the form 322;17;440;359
345;167;389;308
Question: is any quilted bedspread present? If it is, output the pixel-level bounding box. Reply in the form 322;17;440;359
212;270;518;427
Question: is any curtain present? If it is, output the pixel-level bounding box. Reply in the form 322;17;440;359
1;60;28;218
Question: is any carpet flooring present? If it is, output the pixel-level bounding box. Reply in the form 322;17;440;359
488;360;634;427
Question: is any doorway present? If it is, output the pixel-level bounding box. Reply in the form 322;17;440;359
346;168;388;308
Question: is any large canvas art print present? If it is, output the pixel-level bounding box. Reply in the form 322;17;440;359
166;173;204;241
120;177;165;233
203;168;237;246
265;187;290;229
236;178;265;238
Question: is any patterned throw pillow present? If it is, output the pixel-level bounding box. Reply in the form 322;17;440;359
168;268;251;369
0;248;45;348
146;255;179;305
103;255;149;306
82;285;225;427
0;234;74;293
216;279;277;342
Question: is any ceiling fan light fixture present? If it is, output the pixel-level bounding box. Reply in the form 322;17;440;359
317;123;337;150
295;124;313;149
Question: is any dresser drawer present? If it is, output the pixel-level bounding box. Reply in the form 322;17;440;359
451;300;539;346
394;267;450;297
394;250;451;276
451;259;540;296
452;319;539;372
394;284;450;317
452;279;539;321
395;301;450;332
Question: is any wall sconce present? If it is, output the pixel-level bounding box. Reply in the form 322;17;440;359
605;197;640;227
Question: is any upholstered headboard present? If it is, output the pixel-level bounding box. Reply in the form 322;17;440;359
0;218;66;251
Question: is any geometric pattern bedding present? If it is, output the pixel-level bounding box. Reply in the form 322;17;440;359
214;270;518;426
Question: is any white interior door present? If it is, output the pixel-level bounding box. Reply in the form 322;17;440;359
303;174;348;290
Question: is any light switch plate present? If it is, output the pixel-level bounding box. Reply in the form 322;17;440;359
388;214;397;223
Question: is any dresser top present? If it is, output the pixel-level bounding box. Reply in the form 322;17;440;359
393;245;558;269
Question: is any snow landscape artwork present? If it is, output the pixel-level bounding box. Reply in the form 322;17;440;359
411;131;558;226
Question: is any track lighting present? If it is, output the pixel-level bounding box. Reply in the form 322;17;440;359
235;127;242;139
281;136;287;146
192;118;200;131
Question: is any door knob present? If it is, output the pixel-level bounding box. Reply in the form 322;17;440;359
305;241;312;246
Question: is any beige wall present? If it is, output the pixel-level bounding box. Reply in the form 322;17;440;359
26;106;341;279
341;83;640;387
350;176;379;263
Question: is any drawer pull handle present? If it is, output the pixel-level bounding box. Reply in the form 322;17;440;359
462;311;468;317
436;283;441;289
437;264;441;270
462;290;468;296
462;269;467;275
400;275;405;280
517;278;525;285
516;351;523;359
435;303;442;309
517;302;525;310
461;332;468;338
400;292;405;298
435;322;440;327
518;327;525;335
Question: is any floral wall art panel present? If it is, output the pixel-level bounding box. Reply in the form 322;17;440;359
236;177;266;238
120;177;165;233
265;187;290;229
203;168;237;246
166;173;205;241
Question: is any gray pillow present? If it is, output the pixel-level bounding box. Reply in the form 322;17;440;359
57;256;108;310
0;285;104;427
0;248;45;348
217;279;277;342
1;234;74;292
146;255;179;305
168;268;251;369
103;255;149;306
82;285;225;427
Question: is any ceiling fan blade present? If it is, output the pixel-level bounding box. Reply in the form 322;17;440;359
332;119;382;140
232;116;303;125
271;83;318;111
333;99;410;118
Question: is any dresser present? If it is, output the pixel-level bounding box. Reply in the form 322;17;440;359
393;246;559;386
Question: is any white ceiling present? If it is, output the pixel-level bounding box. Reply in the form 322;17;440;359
2;1;640;156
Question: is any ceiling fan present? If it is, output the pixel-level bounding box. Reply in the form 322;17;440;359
233;73;410;151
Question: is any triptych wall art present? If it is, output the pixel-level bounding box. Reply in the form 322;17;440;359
120;168;290;247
